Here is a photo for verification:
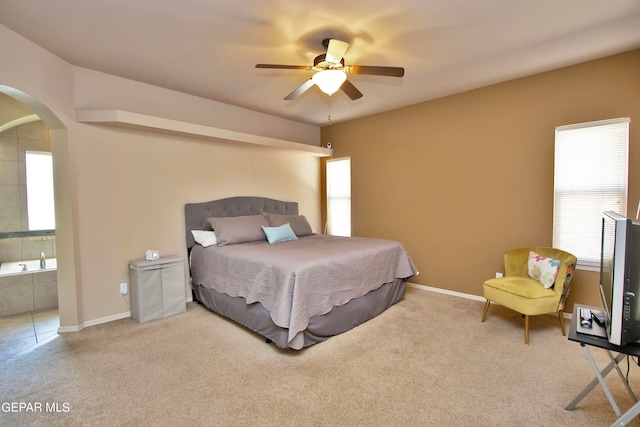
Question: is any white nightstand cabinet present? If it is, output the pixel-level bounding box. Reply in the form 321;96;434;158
129;255;186;323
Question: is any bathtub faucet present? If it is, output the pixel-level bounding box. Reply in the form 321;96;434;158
19;263;27;272
40;252;46;269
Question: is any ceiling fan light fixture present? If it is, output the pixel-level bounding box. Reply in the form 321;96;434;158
257;38;404;100
312;70;347;96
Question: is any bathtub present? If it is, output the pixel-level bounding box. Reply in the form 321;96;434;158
0;258;58;276
0;258;58;316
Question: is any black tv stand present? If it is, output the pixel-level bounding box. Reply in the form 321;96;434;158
565;304;640;425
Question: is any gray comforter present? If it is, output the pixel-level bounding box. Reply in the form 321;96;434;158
191;234;417;349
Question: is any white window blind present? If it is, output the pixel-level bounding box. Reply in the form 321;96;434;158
326;157;351;237
553;117;629;269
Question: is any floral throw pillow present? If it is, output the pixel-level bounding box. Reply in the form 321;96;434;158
527;251;560;288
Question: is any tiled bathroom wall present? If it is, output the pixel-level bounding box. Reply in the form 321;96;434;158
0;235;56;263
0;270;57;317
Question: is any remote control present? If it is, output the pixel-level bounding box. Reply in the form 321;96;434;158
580;308;593;328
591;312;605;327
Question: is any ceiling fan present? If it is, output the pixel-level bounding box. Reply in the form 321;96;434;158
255;38;405;100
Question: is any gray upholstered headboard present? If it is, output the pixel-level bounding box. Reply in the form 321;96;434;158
184;196;299;250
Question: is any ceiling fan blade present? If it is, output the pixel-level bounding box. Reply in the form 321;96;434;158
256;64;312;70
348;65;405;77
284;79;316;100
325;39;350;64
341;79;363;100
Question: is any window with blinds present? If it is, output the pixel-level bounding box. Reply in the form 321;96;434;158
553;117;630;270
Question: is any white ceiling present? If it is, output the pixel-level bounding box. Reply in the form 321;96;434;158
1;0;639;127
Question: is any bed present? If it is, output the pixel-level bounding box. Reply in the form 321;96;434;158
185;196;417;350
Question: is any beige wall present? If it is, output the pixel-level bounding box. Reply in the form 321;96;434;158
322;49;640;312
72;125;321;321
0;93;33;125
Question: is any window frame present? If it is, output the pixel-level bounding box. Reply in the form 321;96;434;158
552;117;630;271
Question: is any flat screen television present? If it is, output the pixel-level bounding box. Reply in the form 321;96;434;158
599;211;640;346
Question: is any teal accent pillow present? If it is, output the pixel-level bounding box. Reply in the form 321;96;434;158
262;223;298;244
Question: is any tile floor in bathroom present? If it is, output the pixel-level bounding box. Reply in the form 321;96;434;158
0;308;59;362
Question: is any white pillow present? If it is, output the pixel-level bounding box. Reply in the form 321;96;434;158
191;230;217;247
527;251;560;288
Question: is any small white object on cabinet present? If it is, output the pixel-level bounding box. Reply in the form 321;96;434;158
145;249;160;261
129;255;185;323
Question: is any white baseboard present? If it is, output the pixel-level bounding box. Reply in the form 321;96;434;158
407;282;486;302
406;282;573;319
58;311;131;333
58;293;194;333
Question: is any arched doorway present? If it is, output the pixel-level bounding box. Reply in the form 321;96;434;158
0;85;79;333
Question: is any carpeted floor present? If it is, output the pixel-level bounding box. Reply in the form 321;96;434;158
1;285;639;426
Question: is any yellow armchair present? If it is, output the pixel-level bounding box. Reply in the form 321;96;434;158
481;247;577;344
